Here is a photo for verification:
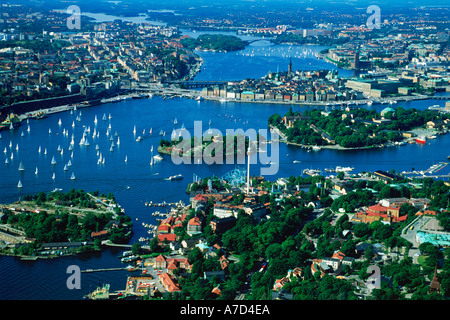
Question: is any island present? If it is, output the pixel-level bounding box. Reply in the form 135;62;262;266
180;34;248;52
269;106;450;150
157;133;256;159
0;189;132;259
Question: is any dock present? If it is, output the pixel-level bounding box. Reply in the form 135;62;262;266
81;267;145;273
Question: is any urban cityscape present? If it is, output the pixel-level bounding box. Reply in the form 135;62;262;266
0;0;450;311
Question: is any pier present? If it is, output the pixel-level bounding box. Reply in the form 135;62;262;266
81;267;127;273
81;267;145;273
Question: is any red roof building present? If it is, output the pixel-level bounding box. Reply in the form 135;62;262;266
353;203;406;224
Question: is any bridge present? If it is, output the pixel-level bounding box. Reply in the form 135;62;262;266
166;80;233;89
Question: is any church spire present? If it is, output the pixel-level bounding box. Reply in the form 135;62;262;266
430;264;440;293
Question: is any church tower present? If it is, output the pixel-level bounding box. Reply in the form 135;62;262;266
430;264;440;293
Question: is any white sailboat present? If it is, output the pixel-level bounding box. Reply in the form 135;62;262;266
58;118;62;126
117;137;120;145
18;161;25;171
64;164;68;171
5;157;9;164
102;114;107;121
3;147;6;153
51;156;57;165
133;125;136;134
67;160;72;167
49;128;52;134
52;173;55;180
35;167;38;175
125;155;127;163
17;180;22;188
38;146;41;153
94;115;98;124
44;148;47;155
70;172;76;180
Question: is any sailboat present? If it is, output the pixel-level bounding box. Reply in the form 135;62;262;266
52;173;55;180
64;164;68;171
174;118;178;125
102;114;107;121
44;148;47;155
150;146;154;166
5;157;9;164
49;128;52;134
38;146;41;153
35;167;38;175
117;137;120;145
149;128;152;135
18;161;25;171
70;172;76;180
17;180;22;188
67;160;72;167
94;115;98;124
133;125;136;134
58;119;62;126
51;156;57;165
125;155;127;163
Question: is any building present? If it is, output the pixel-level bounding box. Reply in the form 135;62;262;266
159;272;181;292
352;203;407;224
187;216;202;236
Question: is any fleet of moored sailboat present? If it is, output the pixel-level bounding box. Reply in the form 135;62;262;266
3;108;185;190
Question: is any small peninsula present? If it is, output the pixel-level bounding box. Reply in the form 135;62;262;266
0;189;132;259
269;106;450;150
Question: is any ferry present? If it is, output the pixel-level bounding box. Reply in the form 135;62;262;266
168;174;183;181
416;137;426;144
83;284;110;300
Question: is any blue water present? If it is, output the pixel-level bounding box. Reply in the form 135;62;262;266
0;40;449;299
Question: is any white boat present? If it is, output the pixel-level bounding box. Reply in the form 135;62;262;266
67;160;72;167
153;154;163;161
5;158;9;164
51;156;57;165
174;118;178;125
58;119;62;126
133;126;136;134
94;115;98;124
125;156;127;163
44;148;47;155
35;167;38;175
136;136;143;142
168;174;183;181
52;173;55;180
117;137;120;145
49;128;52;134
18;161;25;171
102;114;107;121
70;172;76;180
17;180;22;188
64;164;68;171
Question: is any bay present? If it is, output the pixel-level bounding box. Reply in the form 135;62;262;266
0;38;449;299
